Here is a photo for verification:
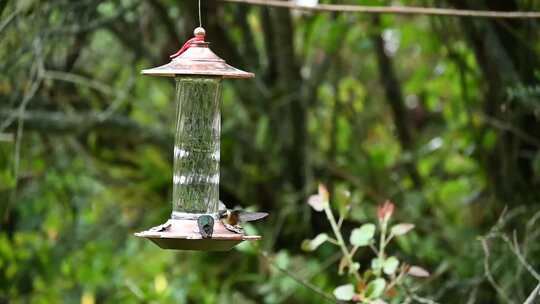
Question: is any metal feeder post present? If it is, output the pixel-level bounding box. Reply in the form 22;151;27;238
135;27;262;251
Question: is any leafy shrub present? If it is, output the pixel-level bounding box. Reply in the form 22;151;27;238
303;185;430;303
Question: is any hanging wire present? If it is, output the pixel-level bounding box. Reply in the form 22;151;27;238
218;0;540;19
198;0;202;27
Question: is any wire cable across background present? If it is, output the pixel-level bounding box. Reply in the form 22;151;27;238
219;0;540;19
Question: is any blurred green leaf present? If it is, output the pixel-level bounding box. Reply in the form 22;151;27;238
350;223;376;246
365;278;386;299
301;233;329;251
371;258;383;272
255;116;269;149
333;284;355;301
383;257;399;275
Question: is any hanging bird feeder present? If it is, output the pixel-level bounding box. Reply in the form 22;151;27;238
135;27;267;251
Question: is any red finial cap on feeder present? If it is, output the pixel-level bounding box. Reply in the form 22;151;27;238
142;26;254;79
169;27;206;59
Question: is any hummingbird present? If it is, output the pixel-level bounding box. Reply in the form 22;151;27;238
218;201;268;234
197;215;214;239
149;221;171;232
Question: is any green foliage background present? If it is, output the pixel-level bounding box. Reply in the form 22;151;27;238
1;0;539;303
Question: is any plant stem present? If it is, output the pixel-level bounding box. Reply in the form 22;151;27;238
324;204;361;282
261;252;341;303
350;245;360;257
369;244;379;255
377;219;388;277
327;237;340;245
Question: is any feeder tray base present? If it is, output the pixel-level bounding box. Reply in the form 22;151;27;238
134;218;260;251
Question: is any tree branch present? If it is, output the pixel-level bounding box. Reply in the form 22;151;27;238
0;110;172;149
219;0;540;18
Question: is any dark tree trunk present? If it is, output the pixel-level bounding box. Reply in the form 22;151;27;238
447;0;540;205
268;7;307;197
371;18;423;190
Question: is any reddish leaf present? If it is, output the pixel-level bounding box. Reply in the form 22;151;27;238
390;223;415;236
377;200;395;221
408;266;430;277
318;184;329;200
307;194;326;212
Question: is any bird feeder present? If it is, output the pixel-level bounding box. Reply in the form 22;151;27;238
135;27;263;251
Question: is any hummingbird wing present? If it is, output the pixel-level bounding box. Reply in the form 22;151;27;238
237;211;269;222
223;223;244;234
218;200;227;212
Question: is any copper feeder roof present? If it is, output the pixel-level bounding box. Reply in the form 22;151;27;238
142;27;254;79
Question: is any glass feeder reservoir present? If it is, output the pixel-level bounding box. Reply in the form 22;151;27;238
135;27;262;251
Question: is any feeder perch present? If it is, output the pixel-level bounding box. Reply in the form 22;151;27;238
135;27;264;251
